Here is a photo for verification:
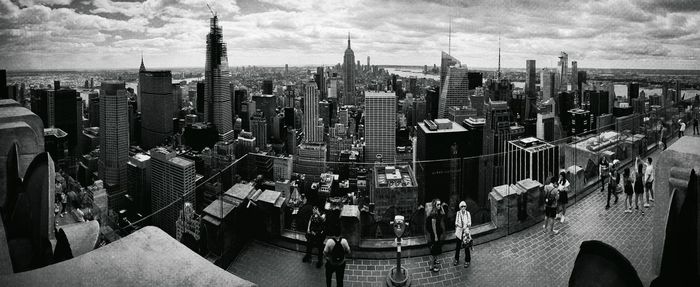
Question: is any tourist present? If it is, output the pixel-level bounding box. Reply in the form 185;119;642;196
323;224;350;287
426;198;444;272
599;157;610;193
606;160;620;210
623;167;634;213
304;206;326;267
453;201;472;268
543;177;559;234
693;116;699;135
643;157;655;207
634;158;645;215
679;119;686;137
557;171;570;223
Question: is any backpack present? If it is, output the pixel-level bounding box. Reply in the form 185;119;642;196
545;185;557;207
330;238;346;264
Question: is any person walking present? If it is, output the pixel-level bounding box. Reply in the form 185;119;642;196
623;167;634;213
634;158;645;215
679;120;686;137
643;157;655;207
304;206;326;267
453;201;472;268
543;177;559;235
693;117;699;135
557;171;570;223
606;160;620;210
426;198;444;272
599;157;610;193
323;224;350;287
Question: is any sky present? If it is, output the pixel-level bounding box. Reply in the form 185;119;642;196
0;0;699;70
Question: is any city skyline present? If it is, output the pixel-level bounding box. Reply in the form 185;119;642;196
0;0;699;70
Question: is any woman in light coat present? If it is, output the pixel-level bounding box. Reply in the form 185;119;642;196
453;201;472;268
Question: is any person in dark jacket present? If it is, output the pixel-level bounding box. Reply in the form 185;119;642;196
426;198;444;272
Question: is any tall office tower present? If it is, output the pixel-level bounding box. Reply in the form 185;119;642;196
467;72;483;90
439;52;461;93
140;71;175;149
505;137;559;185
557;51;568;91
294;142;327;181
328;77;339;100
343;34;355;106
137;56;146;113
285;64;288;75
571;61;578;92
567;108;592;136
438;64;469;118
416;119;468;205
541;70;556;101
127;153;151;218
462;117;487;209
252;93;276;137
484;78;513;103
587;90;610;117
88;92;99;127
425;86;440;120
365;92;396;163
482;100;520;193
99;81;130;210
196;82;205;118
577;71;587;103
250;110;267;150
525;60;536;97
262;79;273;95
204;16;234;141
32;87;81;156
0;69;6;99
319;100;331;127
233;88;246;116
150;147;195;237
628;82;640;100
303;82;322;143
315;67;325;98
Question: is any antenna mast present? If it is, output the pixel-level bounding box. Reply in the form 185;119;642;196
205;0;216;17
448;15;452;55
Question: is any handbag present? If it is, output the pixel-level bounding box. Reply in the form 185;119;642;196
462;232;473;249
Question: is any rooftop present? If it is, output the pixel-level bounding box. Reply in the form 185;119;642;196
418;119;467;133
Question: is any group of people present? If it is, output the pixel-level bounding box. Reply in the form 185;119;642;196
543;172;571;235
678;116;700;137
599;156;655;214
424;198;473;272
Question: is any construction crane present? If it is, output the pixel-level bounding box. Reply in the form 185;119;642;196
204;0;216;17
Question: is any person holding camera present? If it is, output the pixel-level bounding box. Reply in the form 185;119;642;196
304;206;326;267
453;201;472;268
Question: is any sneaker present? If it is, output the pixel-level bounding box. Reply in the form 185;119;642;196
650;198;655;202
560;216;565;223
464;262;470;268
644;203;650;208
431;266;440;272
553;229;560;235
605;205;610;210
625;209;632;213
453;260;459;266
542;224;546;229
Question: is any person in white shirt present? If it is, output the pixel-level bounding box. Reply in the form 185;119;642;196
679;120;686;137
643;157;655;207
453;201;472;268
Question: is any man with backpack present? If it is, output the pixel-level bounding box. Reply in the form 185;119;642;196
304;206;326;267
543;176;559;235
323;224;350;287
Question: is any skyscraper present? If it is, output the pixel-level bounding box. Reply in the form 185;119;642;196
541;70;556;101
571;61;578;92
525;60;536;97
99;81;130;210
127;153;151;218
303;81;322;143
557;52;568;91
0;69;6;99
440;52;461;93
365;91;396;163
137;56;146;113
204;16;234;141
438;57;468;118
150;147;195;237
343;34;355;106
367;56;370;71
140;71;175;149
250;110;267;151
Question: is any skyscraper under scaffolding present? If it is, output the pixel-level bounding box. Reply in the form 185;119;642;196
205;15;234;141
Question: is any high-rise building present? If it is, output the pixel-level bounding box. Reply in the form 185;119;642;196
462;117;487;208
371;165;417;222
0;69;6;99
303;82;323;143
416;119;468;205
367;56;370;70
140;71;175;149
137;56;146;113
557;51;568;91
314;67;325;98
365;92;396;163
467;72;483;90
262;79;273;95
343;34;355;106
484;78;513;103
150;147;195;237
425;86;440;120
525;60;536;97
628;82;640;100
99;81;130;210
88;92;99;127
250;110;267;151
571;61;578;92
294;142;327;181
127;153;151;218
438;64;469;118
31;87;82;156
482;100;521;192
541;70;556;101
204;16;234;141
273;155;293;182
505;137;559;185
440;52;461;91
252;94;276;138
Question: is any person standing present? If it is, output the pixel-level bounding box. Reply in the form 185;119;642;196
323;224;350;287
453;201;472;268
599;157;610;193
304;206;326;267
606;160;620;210
679;120;686;137
557;171;570;223
634;158;645;215
643;157;655;207
693;117;699;135
543;177;559;235
623;168;634;213
426;198;444;272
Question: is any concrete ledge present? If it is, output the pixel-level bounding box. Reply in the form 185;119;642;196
0;226;256;286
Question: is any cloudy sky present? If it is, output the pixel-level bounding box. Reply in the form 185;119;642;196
1;0;699;70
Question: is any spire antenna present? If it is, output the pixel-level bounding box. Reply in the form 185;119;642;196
448;15;452;55
497;35;501;80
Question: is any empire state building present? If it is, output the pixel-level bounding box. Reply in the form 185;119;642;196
205;15;234;141
343;34;355;106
